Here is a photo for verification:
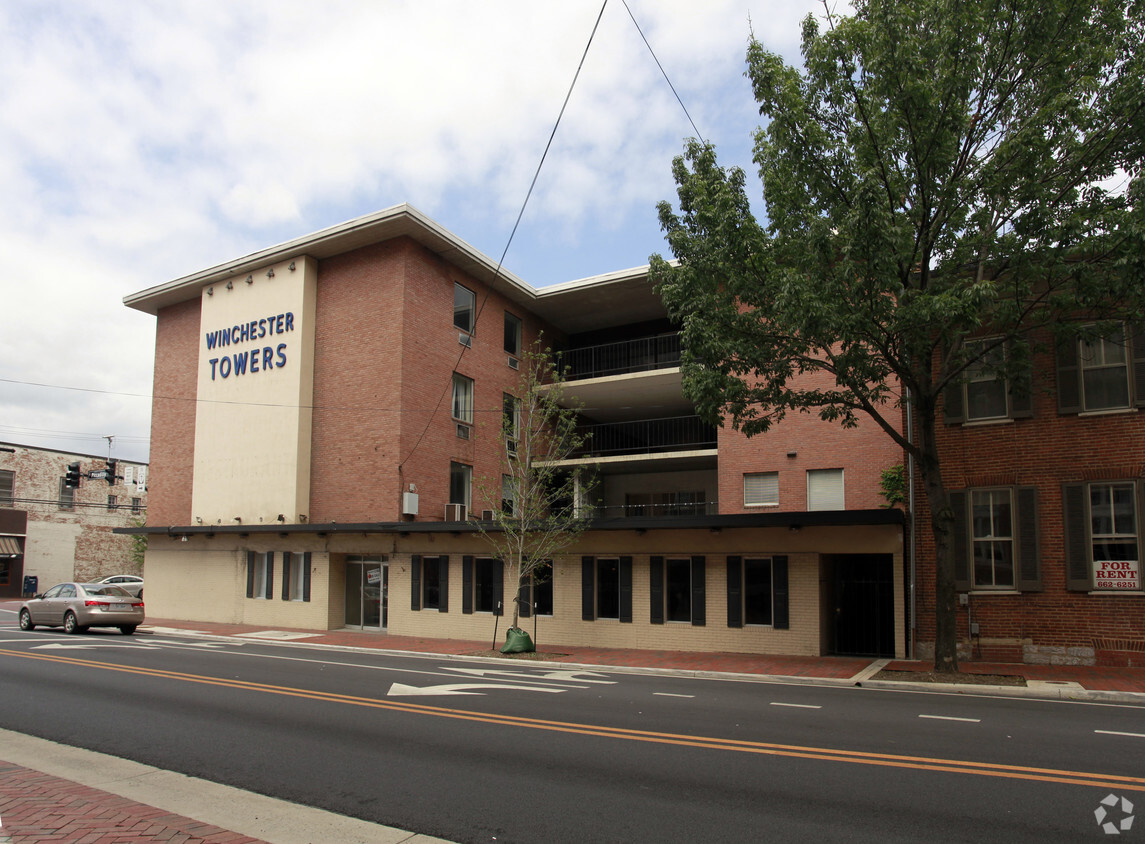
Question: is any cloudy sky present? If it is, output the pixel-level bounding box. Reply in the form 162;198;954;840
0;0;831;464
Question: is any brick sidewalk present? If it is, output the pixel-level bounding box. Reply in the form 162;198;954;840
0;762;265;844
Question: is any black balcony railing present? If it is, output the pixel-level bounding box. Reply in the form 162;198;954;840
584;501;720;520
562;333;680;381
572;415;717;458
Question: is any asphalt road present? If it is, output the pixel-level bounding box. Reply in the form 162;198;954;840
0;624;1142;842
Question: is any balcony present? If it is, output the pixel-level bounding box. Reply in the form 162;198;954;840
562;333;680;381
572;415;717;459
584;499;719;520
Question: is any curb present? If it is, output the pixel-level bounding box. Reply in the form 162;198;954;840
140;626;1145;705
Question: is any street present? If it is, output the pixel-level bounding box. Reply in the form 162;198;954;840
0;621;1142;842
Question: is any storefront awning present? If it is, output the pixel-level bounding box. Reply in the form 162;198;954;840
0;536;23;556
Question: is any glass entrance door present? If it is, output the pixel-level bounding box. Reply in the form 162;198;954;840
345;557;388;630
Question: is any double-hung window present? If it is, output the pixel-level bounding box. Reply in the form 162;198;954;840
504;312;522;359
503;393;520;456
246;552;274;599
1063;481;1142;591
945;338;1033;423
807;468;844;511
450;462;471;511
1057;323;1145;414
951;488;1040;592
971;490;1014;589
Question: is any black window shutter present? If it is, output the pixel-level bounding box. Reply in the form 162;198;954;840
302;553;312;602
1007;340;1034;419
581;557;595;621
726;556;743;628
619;556;633;623
462;556;474;614
411;555;422;611
772;556;789;630
943;381;965;424
518;575;532;619
1056;334;1082;414
1016;487;1041;591
494;559;504;617
649;556;664;625
1131;324;1145;408
265;552;274;599
950;491;971;592
281;552;292;601
246;551;255;598
1063;484;1092;591
690;556;706;626
438;556;449;612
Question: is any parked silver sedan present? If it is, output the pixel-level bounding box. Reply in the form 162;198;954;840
97;574;144;598
19;582;145;635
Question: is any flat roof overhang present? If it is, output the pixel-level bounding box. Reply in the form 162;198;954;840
124;203;670;336
117;508;903;538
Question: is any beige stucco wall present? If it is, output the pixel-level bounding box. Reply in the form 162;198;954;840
191;256;317;527
141;524;903;658
23;522;81;589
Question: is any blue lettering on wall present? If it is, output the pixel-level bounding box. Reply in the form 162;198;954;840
204;312;297;381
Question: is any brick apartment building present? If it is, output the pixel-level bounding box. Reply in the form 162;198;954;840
122;204;906;658
0;443;147;599
912;326;1145;667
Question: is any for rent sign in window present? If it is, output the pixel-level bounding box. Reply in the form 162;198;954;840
1094;560;1141;590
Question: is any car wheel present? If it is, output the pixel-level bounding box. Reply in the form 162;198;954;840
119;625;137;636
19;609;35;631
63;611;86;634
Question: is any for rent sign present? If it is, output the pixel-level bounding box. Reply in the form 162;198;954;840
1094;560;1141;590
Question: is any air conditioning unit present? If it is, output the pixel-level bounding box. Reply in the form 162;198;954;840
445;503;467;522
506;439;518;456
507;356;519;370
457;423;471;440
402;491;419;516
480;509;495;521
459;332;472;348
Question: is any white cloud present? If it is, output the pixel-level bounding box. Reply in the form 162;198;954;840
0;0;829;462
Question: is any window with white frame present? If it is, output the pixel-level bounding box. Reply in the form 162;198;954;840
807;468;844;510
248;552;273;599
452;373;473;424
503;393;520;454
744;472;779;507
971;489;1014;588
504;312;522;358
964;339;1009;421
1058;323;1141;414
1080;326;1131;410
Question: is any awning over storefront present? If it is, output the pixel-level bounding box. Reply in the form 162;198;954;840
0;536;23;556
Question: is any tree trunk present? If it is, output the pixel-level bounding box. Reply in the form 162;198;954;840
914;405;960;673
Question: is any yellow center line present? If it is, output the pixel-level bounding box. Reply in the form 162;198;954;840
4;647;1143;792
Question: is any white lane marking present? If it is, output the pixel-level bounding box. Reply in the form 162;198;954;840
654;692;694;698
1095;730;1145;739
770;702;821;709
387;682;565;697
919;714;980;723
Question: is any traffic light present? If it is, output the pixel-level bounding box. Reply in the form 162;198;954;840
64;462;81;488
105;459;118;486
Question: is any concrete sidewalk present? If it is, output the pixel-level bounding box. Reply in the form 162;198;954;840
2;609;1144;843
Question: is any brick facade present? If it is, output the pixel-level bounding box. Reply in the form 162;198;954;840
0;443;148;598
912;328;1145;666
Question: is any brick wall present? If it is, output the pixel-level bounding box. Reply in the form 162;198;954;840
147;298;200;527
912;330;1145;663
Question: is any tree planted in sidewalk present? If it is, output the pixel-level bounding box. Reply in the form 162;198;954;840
651;0;1144;672
474;339;593;650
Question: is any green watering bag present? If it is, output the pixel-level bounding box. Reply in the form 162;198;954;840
501;627;535;654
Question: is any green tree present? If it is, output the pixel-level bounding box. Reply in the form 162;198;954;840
474;340;592;649
651;0;1144;672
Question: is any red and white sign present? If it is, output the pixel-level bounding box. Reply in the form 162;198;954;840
1094;560;1140;590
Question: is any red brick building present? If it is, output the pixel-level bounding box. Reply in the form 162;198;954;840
913;326;1145;666
123;205;905;657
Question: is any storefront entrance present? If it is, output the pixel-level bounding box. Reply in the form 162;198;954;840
345;557;387;630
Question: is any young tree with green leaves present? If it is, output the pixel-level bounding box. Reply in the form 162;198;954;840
474;339;592;649
651;0;1144;672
